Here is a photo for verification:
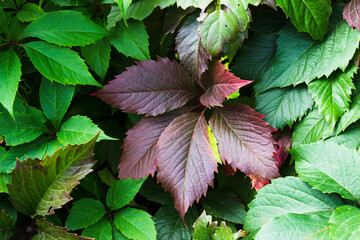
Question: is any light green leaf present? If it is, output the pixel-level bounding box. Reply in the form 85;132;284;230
292;108;333;148
177;0;212;9
82;218;112;240
0;210;14;240
66;198;106;230
21;10;108;47
193;211;217;240
255;21;360;94
275;0;332;40
308;63;357;123
0;49;21;116
255;211;332;240
115;0;132;26
106;178;146;211
293;141;360;204
336;93;360;134
81;38;110;79
23;41;101;87
126;0;158;21
7;135;98;216
255;85;314;129
16;3;45;22
328;123;360;149
158;0;176;8
57;115;115;145
244;177;343;232
207;126;221;164
39;78;75;129
114;208;156;240
0;173;10;193
212;222;233;240
330;205;360;240
110;20;150;61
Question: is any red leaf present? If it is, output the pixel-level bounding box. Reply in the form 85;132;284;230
209;104;279;179
118;108;191;179
199;61;252;108
343;0;360;32
248;174;270;190
92;57;198;116
273;127;292;168
156;112;218;219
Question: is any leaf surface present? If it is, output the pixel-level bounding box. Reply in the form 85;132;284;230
193;211;217;240
16;3;45;22
330;205;360;240
0;210;14;240
336;92;360;134
115;0;132;26
82;218;112;240
343;0;360;32
176;0;212;9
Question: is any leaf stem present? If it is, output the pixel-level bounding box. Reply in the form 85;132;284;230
12;0;19;10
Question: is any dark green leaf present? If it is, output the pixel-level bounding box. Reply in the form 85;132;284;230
0;173;10;193
139;177;173;205
16;3;45;22
0;210;14;240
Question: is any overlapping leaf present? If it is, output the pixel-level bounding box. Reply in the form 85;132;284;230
176;0;212;10
93;57;197;116
82;218;112;240
330;205;360;240
343;0;360;32
0;210;14;239
16;3;45;22
336;92;360;134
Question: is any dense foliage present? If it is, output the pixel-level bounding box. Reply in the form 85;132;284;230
1;0;360;239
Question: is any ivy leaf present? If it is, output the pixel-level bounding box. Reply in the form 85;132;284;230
23;41;101;87
343;0;360;32
114;208;156;240
308;63;357;123
0;49;21;116
115;0;132;26
39;78;75;129
156;112;218;219
293;141;360;204
275;0;332;40
57;115;115;145
16;3;45;22
209;103;279;179
255;22;360;94
106;178;145;211
176;0;212;10
244;177;343;232
255;85;314;129
336;92;360;134
110;20;150;61
199;61;252;108
66;199;106;230
0;210;14;239
21;10;108;47
7;134;98;216
330;205;360;240
82;217;112;240
93;57;197;116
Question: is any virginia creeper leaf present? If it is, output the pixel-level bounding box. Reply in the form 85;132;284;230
222;30;248;63
192;211;217;240
0;210;14;239
21;10;108;47
23;41;101;87
82;217;112;240
273;127;292;167
209;103;279;179
176;0;212;10
93;57;197;116
336;92;360;134
16;3;45;22
158;0;177;8
7;134;98;216
330;205;360;240
343;0;360;32
156;112;218;219
126;0;158;21
212;222;234;240
328;122;360;150
164;6;195;34
199;60;252;108
275;0;332;40
115;0;132;26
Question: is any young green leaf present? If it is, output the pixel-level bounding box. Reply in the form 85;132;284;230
212;222;234;240
21;10;108;47
329;205;360;240
114;208;156;240
193;211;217;240
16;3;45;22
82;217;112;240
0;210;14;239
115;0;132;26
23;41;101;87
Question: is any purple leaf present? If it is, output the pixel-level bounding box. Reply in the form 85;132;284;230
209;104;279;179
343;0;360;32
248;174;270;190
199;61;252;108
273;127;292;168
118;108;190;179
156;112;218;219
92;57;198;116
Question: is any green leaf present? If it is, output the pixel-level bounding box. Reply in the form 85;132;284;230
16;3;45;22
126;0;158;21
293;141;360;204
23;41;101;87
0;199;17;222
115;0;132;26
81;38;111;80
114;208;156;240
212;222;234;240
39;78;75;129
255;211;332;240
50;0;89;6
0;173;10;193
0;49;22;116
0;210;14;240
275;0;332;40
308;63;357;123
106;178;146;211
201;188;246;224
82;218;112;240
57;115;115;145
110;20;150;61
158;0;176;8
66;198;106;230
208;126;221;164
330;205;360;240
193;211;217;240
255;21;360;94
328;123;360;149
244;177;343;232
21;10;108;47
139;177;173;205
0;7;10;34
336;92;360;134
97;167;115;186
7;134;98;216
255;85;314;129
176;0;212;9
292;109;333;148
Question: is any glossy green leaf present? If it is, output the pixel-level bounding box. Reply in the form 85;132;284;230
106;178;145;210
0;173;10;193
39;78;75;129
115;0;132;26
82;218;112;240
158;0;176;8
330;205;360;240
66;198;106;230
193;211;217;240
16;3;45;22
21;10;108;47
23;41;101;87
114;208;156;240
336;92;360;134
81;38;110;79
0;210;14;240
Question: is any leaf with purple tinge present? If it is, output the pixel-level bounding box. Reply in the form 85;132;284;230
273;127;292;168
199;61;252;107
92;57;198;116
156;112;218;219
118;107;191;179
343;0;360;32
209;103;279;179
